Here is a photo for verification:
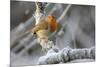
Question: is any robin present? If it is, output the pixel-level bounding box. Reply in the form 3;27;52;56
30;15;58;50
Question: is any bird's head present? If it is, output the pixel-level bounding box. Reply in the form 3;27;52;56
46;15;56;23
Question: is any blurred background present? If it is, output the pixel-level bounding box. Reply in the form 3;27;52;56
10;0;95;66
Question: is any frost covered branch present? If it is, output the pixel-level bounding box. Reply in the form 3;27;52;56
34;2;46;25
37;46;95;64
34;2;55;52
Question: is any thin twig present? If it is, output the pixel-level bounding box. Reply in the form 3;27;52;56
57;4;72;22
48;5;57;15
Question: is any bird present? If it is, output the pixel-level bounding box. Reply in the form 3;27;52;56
30;15;58;51
31;15;58;38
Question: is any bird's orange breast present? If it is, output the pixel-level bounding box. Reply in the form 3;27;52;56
46;15;58;32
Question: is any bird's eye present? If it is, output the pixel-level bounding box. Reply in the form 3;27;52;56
33;32;36;35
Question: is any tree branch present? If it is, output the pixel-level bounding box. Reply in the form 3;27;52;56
57;4;72;22
37;46;95;64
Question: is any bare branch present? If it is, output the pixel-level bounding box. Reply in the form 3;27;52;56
57;4;72;22
48;5;57;15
